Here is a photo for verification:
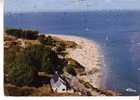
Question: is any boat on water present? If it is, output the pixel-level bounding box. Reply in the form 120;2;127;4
85;27;89;31
125;88;136;92
136;42;140;45
106;34;109;41
137;68;140;70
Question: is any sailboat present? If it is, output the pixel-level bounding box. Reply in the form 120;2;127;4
106;34;109;41
85;27;89;31
137;68;140;71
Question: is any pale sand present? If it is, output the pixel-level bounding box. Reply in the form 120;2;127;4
46;34;104;88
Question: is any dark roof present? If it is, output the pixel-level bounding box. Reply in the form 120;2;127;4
53;73;59;83
51;72;71;89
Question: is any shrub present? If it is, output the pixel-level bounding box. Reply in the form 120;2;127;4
55;41;66;52
7;48;36;86
41;46;60;74
45;36;56;45
4;43;64;86
4;45;21;75
4;45;61;85
66;64;76;76
64;41;77;48
25;45;45;70
23;30;38;39
37;34;45;44
9;62;34;86
6;29;22;38
66;58;85;75
38;35;56;46
25;45;62;74
5;29;39;40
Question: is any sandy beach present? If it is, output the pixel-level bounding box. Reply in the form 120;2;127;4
47;34;104;88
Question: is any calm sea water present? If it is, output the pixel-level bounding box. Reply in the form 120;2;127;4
4;11;140;95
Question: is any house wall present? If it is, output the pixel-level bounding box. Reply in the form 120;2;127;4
56;83;67;93
50;78;67;93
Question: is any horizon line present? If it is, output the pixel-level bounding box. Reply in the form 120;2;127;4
4;9;140;14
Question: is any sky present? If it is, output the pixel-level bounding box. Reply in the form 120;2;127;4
5;0;140;13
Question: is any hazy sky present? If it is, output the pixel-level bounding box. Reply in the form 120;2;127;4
5;0;140;13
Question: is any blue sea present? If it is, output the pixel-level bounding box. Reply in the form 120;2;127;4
4;11;140;96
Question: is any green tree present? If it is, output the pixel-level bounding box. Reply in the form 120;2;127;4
37;34;46;44
46;36;56;45
4;46;21;75
6;49;34;86
5;29;39;40
5;44;64;86
38;35;56;46
66;64;77;76
25;45;45;70
9;62;34;86
6;29;22;38
25;45;61;74
41;48;60;74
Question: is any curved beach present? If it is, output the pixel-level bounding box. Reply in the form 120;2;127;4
47;34;104;89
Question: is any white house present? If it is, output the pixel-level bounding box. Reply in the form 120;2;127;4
50;72;67;93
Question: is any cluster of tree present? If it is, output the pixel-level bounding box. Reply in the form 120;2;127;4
5;29;39;40
38;36;77;54
38;35;56;46
65;58;85;76
4;45;64;86
38;35;66;52
66;63;77;76
4;28;79;87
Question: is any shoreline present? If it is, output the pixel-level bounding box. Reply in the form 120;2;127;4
45;34;105;89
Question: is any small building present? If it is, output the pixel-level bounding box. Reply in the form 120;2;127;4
50;72;69;93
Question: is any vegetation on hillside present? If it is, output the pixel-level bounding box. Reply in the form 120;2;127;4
4;44;64;86
4;28;87;96
38;35;56;46
4;28;117;96
65;58;85;76
38;34;77;52
5;28;39;40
